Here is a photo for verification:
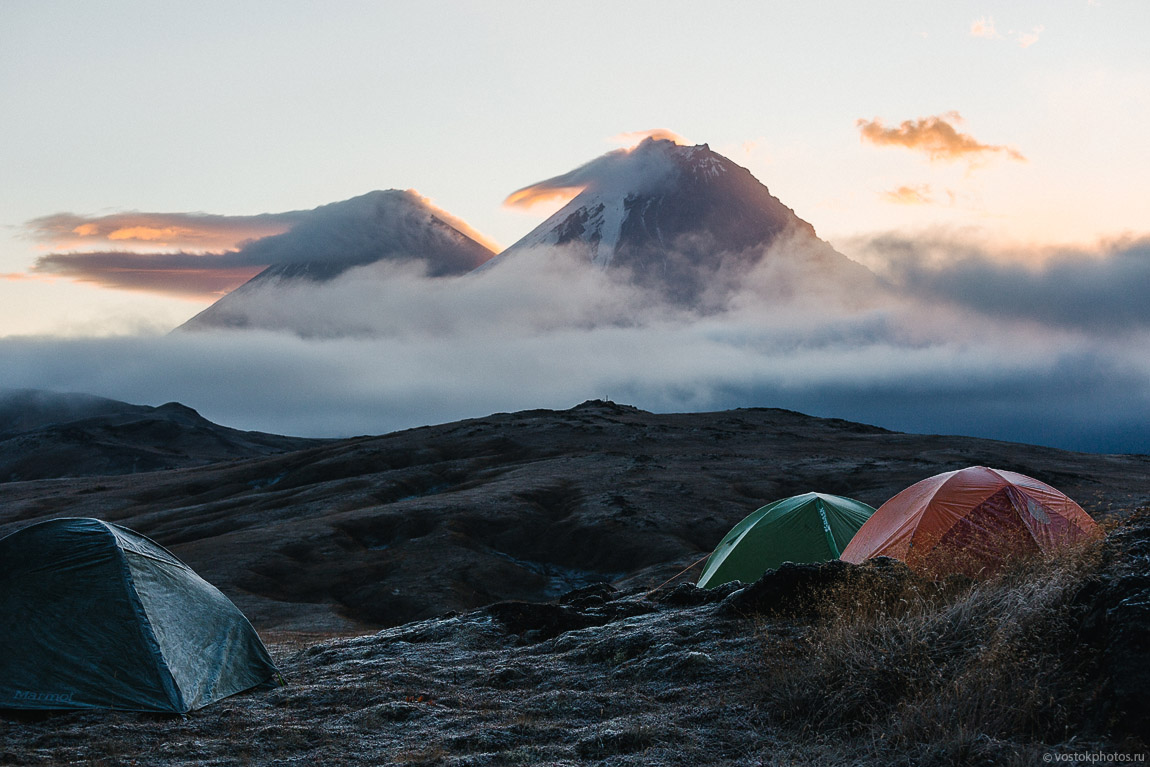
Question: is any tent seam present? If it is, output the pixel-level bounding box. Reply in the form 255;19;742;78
815;500;840;557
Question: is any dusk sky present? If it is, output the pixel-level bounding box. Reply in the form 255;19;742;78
2;2;1149;452
3;1;1146;333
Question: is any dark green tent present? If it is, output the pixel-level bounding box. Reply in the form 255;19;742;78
0;517;277;712
697;492;876;589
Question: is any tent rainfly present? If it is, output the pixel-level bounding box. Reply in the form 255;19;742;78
697;492;876;589
840;466;1102;577
0;517;278;712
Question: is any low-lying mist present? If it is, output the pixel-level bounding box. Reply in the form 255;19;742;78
2;234;1148;453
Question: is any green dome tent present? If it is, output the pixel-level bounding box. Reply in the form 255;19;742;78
697;492;876;589
0;518;277;712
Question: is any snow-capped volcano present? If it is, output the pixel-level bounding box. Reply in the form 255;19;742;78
496;138;871;304
178;190;495;331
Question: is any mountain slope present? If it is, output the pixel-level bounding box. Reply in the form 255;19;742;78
178;190;495;332
0;389;324;482
495;138;875;305
0;399;1144;632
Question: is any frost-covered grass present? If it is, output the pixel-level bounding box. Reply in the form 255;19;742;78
3;515;1145;766
757;531;1136;766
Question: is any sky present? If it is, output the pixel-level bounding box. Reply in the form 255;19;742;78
2;1;1149;452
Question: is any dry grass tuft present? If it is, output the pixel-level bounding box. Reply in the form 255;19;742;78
760;539;1110;764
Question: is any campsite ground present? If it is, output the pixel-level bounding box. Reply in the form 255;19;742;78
1;402;1149;765
3;513;1148;766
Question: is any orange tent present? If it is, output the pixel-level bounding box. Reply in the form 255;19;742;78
840;466;1101;577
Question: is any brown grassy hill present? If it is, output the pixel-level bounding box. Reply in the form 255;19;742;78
0;400;1146;634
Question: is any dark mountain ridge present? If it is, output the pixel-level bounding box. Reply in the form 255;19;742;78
0;398;1145;633
0;388;324;482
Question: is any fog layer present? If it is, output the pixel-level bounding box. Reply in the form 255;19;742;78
3;233;1148;453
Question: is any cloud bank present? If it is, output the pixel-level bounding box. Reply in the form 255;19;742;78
857;112;1026;163
854;234;1150;334
4;234;1150;454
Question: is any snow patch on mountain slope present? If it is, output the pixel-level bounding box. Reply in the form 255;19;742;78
683;146;727;179
591;194;629;267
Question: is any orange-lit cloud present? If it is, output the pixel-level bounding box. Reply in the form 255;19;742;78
27;211;302;252
970;16;999;39
1016;25;1044;48
503;185;587;212
610;128;687;148
503;154;615;211
857;112;1026;163
21;210;296;298
970;17;1044;48
106;226;200;243
31;252;266;299
882;185;935;205
506;131;688;212
1;272;55;283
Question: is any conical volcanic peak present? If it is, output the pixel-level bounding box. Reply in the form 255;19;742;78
497;138;868;305
178;190;495;332
237;190;494;281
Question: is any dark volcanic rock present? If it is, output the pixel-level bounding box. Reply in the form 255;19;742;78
485;601;612;641
658;580;743;607
487;584;655;641
720;557;919;618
